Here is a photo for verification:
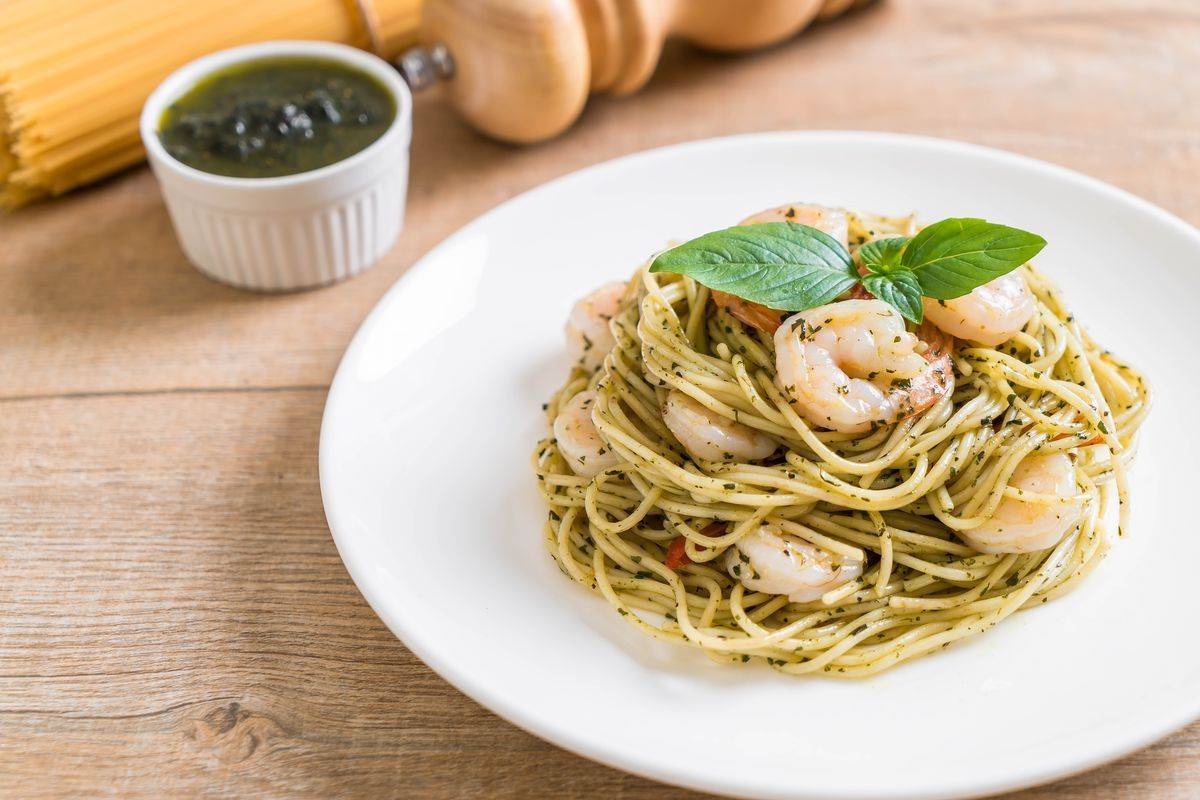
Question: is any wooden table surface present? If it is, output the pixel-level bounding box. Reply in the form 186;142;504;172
4;1;1199;797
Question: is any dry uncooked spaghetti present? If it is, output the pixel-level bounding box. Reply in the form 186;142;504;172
533;206;1149;677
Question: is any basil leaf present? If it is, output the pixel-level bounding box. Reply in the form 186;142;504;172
862;270;924;323
859;236;909;274
901;218;1046;300
649;222;858;311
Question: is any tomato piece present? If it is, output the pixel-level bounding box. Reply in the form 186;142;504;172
665;536;691;569
664;521;729;570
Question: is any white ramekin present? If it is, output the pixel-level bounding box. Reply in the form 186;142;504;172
140;41;412;291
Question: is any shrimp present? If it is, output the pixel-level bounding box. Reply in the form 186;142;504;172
774;299;954;434
553;390;619;478
661;389;777;462
739;202;850;248
565;281;626;372
958;452;1084;554
713;204;852;335
724;522;863;602
923;272;1035;347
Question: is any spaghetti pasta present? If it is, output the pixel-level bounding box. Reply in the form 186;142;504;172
533;207;1150;677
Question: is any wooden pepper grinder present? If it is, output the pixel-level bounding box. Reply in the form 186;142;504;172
396;0;875;143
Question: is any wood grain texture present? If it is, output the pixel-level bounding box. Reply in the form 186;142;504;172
2;1;1199;797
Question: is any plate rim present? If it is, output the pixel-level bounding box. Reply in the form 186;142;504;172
320;130;1200;800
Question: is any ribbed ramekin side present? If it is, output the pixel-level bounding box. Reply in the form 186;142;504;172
162;168;407;291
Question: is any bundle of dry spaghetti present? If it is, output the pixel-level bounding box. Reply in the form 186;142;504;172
0;0;420;208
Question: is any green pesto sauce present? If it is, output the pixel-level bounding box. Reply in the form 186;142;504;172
158;56;395;178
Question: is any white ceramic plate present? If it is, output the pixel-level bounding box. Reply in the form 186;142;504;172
320;132;1200;800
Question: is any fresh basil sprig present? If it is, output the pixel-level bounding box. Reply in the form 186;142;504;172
649;217;1046;324
858;236;908;272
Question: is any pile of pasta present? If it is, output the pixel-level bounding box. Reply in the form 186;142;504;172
533;213;1149;677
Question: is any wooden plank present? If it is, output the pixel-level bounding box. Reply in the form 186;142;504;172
2;1;1199;797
